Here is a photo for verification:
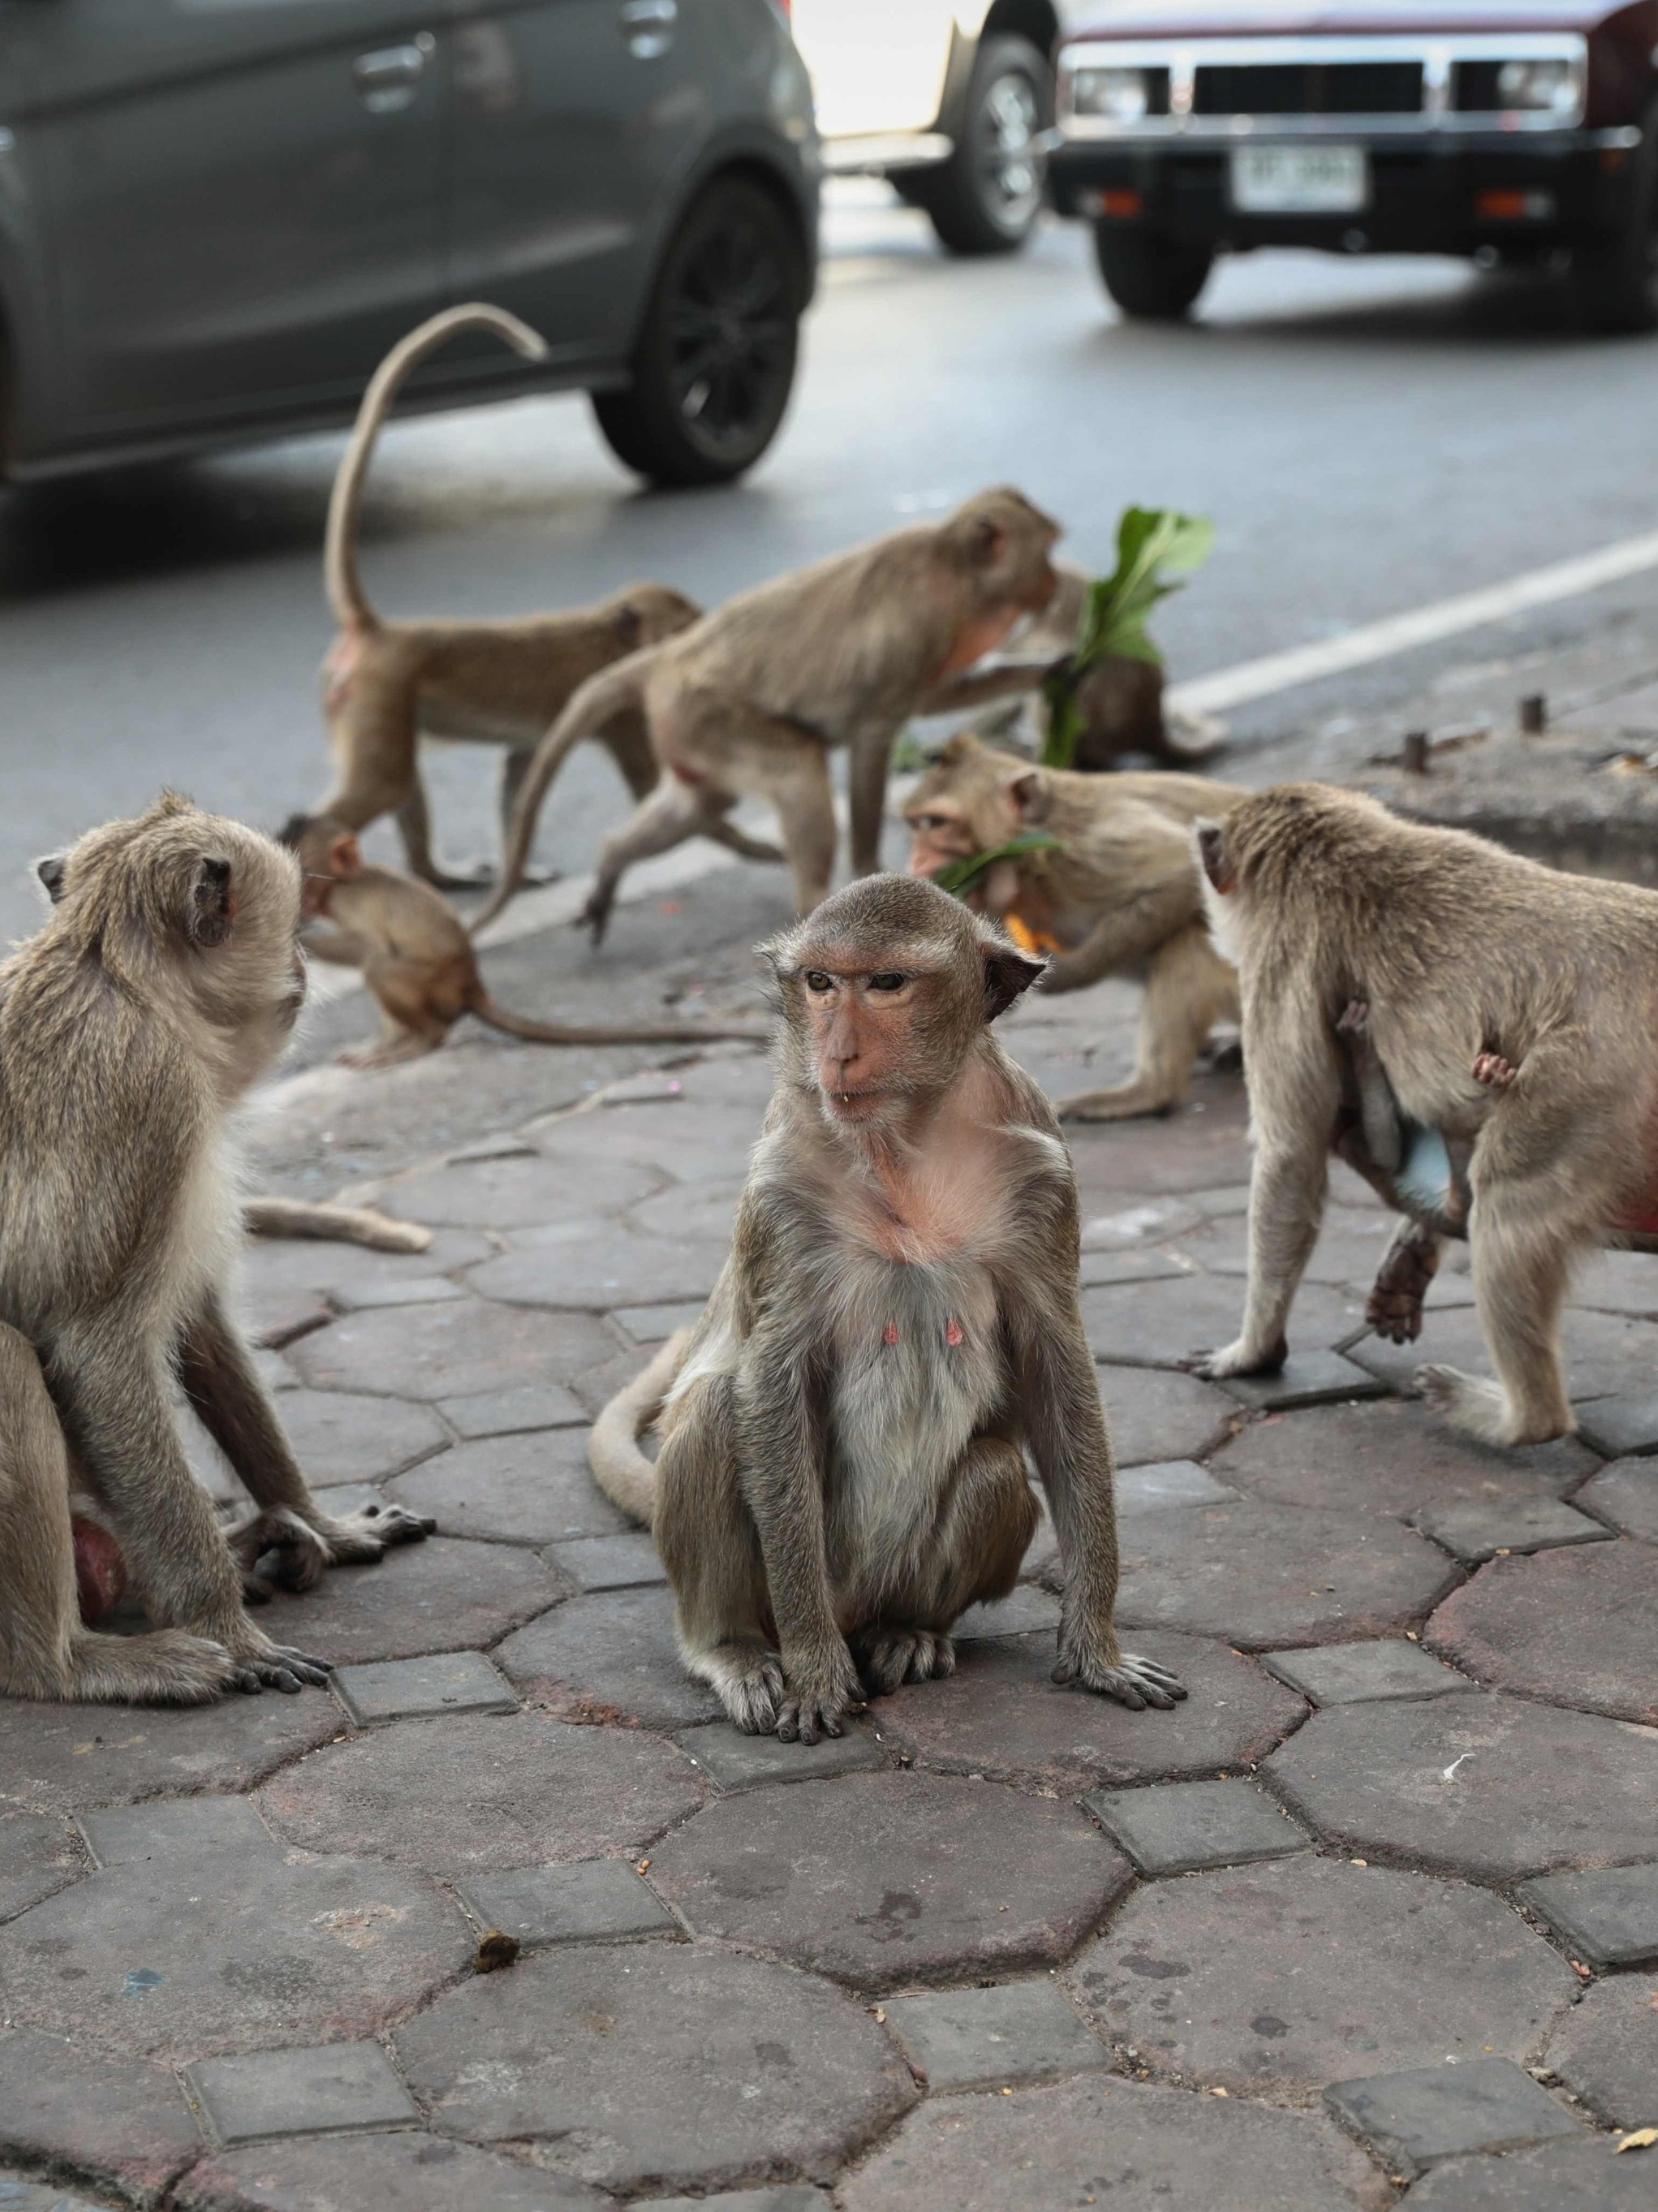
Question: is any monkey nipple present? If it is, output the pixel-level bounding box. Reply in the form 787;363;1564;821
883;1320;900;1346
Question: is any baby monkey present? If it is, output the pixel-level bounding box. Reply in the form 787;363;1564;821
590;873;1186;1740
286;817;765;1067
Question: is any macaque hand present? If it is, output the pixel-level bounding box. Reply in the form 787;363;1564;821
1053;1616;1186;1710
1185;1334;1286;1380
218;1624;334;1695
775;1637;866;1746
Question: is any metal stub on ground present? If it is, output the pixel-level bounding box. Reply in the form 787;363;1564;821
1402;730;1431;774
1519;692;1548;734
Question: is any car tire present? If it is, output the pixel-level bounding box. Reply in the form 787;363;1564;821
1092;224;1215;320
592;177;806;488
906;34;1049;257
1569;115;1658;334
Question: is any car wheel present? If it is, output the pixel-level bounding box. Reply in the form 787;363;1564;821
1093;224;1215;321
909;34;1049;257
592;178;806;488
1570;116;1658;334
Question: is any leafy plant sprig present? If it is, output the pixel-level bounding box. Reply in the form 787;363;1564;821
1041;506;1214;771
936;830;1062;899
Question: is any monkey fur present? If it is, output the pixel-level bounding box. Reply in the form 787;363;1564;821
1191;782;1658;1447
1;797;433;1706
286;818;766;1068
308;302;711;890
904;733;1247;1120
1014;562;1228;770
469;488;1068;941
588;873;1186;1740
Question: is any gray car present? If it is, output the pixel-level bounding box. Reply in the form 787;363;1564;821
0;0;818;488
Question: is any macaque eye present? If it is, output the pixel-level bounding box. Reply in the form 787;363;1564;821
868;972;908;994
803;970;835;994
911;814;951;833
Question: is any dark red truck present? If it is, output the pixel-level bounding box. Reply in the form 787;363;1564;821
1046;0;1658;326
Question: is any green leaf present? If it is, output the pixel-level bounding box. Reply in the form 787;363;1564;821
936;830;1063;899
1043;506;1214;765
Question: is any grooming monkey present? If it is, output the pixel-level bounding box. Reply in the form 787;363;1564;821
469;489;1066;940
904;733;1246;1119
285;817;765;1067
307;301;714;888
1;798;431;1705
1191;782;1658;1447
589;873;1186;1740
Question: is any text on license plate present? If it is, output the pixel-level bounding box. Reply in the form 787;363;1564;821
1230;144;1369;214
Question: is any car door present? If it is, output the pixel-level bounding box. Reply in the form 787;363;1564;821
21;0;449;442
443;0;704;369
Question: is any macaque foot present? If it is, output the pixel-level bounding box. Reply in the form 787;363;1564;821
774;1644;867;1745
1055;1084;1178;1123
852;1624;956;1696
577;888;618;947
697;1641;787;1735
1186;1335;1287;1380
57;1628;239;1706
218;1631;334;1696
1473;1050;1518;1089
310;1499;436;1566
1053;1641;1186;1711
1367;1244;1439;1344
1415;1363;1571;1447
337;1036;438;1069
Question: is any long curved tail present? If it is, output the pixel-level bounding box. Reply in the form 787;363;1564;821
468;649;657;934
243;1197;434;1253
587;1330;691;1528
471;993;765;1047
325;303;549;631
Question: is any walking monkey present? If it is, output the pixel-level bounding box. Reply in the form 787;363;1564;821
589;874;1186;1740
904;733;1246;1119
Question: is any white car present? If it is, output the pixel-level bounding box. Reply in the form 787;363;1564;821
789;0;1060;252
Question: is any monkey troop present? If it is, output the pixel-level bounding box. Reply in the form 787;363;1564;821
0;797;431;1707
590;873;1186;1740
1195;783;1658;1448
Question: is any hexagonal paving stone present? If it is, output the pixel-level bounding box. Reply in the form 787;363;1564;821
394;1941;915;2194
648;1771;1130;1990
238;1226;492;1298
872;1629;1305;1792
1268;1693;1658;1881
288;1302;614;1402
470;1223;727;1312
1068;1856;1575;2093
436;1382;586;1438
496;1586;722;1729
1350;1303;1658;1405
1428;1541;1658;1723
528;1105;758;1188
253;1537;564;1667
1097;1364;1240;1467
838;2073;1393;2212
1545;1974;1658;2128
270;1391;451;1487
0;2026;201;2205
1406;2138;1658;2211
0;1692;341;1818
1084;1276;1363;1370
385;1429;631;1546
0;1815;84;1922
1115;1500;1460;1648
375;1152;661;1228
256;1710;703;1878
1209;1399;1597;1519
628;1180;746;1243
0;1847;471;2062
178;2132;608;2210
1575;1460;1658;1540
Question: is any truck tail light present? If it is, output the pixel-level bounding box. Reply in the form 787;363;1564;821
1083;188;1146;219
1475;188;1555;220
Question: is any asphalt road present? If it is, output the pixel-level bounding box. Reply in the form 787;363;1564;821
5;183;1658;951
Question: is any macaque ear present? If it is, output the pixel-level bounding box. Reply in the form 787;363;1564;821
328;833;364;880
612;599;644;646
982;940;1046;1022
1006;769;1049;824
1195;821;1235;895
187;856;235;948
966;515;1008;565
35;855;67;903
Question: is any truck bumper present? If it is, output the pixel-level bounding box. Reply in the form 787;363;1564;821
1049;130;1641;256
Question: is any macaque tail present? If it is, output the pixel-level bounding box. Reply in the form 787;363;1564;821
243;1197;434;1253
587;1330;691;1527
468;651;657;934
325;303;549;631
470;992;767;1048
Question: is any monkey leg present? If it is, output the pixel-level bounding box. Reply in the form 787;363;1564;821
496;750;557;886
396;775;494;893
0;1326;237;1705
1418;1200;1577;1446
581;776;751;945
670;693;838;915
338;955;452;1068
1367;1215;1442;1344
705;820;786;865
1057;928;1238;1122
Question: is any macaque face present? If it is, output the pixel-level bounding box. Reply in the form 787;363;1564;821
794;955;941;1128
904;797;980;881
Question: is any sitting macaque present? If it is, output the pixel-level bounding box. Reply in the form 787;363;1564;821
308;302;710;888
468;488;1067;940
286;817;765;1069
904;733;1247;1119
1192;782;1658;1447
588;873;1186;1740
1010;563;1227;769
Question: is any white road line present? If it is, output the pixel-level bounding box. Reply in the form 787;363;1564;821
1168;525;1658;717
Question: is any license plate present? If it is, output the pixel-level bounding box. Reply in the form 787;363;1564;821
1230;144;1369;214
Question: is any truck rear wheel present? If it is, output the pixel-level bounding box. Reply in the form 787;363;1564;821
1093;224;1214;320
1570;121;1658;334
907;36;1049;257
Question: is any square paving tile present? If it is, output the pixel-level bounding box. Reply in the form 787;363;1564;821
1213;1351;1385;1412
1415;1498;1614;1564
638;2192;828;2212
76;1797;278;1869
1083;1779;1309;1874
674;1721;888;1794
1517;1861;1658;1968
1077;1249;1195;1289
545;1533;667;1592
1261;1641;1478;1705
454;1860;678;1947
881;1978;1106;2091
437;1384;588;1438
1324;2057;1583;2180
1117;1460;1240;1512
612;1300;708;1343
1574;1391;1658;1458
329;1650;518;1726
184;2042;416;2147
1574;1460;1658;1540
